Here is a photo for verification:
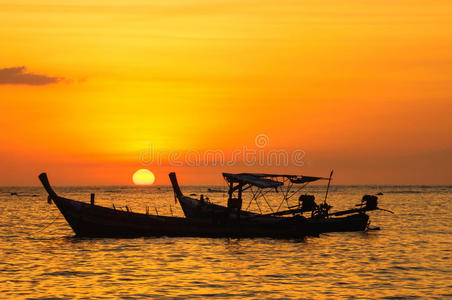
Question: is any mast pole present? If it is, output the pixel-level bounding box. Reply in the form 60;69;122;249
323;170;334;204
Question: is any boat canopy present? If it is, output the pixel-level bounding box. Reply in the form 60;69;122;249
223;173;283;188
289;176;326;184
222;173;326;188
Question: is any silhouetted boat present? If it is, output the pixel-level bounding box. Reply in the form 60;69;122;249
169;172;381;234
38;173;310;238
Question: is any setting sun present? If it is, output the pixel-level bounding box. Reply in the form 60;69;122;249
132;169;155;185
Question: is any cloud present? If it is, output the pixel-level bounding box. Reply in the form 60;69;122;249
0;66;64;85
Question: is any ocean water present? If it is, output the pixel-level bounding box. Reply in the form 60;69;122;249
0;184;451;299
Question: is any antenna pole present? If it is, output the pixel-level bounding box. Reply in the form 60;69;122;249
323;170;334;204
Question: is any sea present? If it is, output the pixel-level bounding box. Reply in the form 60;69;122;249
0;184;451;299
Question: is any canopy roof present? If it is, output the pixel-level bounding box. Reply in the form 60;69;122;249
222;173;327;188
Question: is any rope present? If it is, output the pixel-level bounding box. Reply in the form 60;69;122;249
32;214;60;235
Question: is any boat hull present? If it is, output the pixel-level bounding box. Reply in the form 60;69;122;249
179;196;369;233
51;194;309;238
174;191;369;234
307;213;369;233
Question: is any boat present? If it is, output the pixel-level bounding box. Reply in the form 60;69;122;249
169;172;383;234
38;173;310;238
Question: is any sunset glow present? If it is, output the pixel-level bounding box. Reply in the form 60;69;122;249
0;1;451;185
132;169;155;185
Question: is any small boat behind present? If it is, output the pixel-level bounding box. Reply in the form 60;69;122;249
169;171;388;234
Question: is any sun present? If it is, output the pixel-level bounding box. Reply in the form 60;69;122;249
132;169;155;185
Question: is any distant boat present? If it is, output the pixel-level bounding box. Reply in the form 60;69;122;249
207;188;225;193
169;172;382;234
38;173;311;238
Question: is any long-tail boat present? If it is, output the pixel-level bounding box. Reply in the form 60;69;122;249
38;173;311;238
169;172;385;234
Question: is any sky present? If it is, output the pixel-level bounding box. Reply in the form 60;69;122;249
0;0;451;185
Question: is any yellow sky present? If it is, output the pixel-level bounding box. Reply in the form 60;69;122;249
0;0;451;185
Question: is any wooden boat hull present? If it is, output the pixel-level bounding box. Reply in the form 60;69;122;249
307;213;369;233
39;173;309;238
178;196;369;233
54;196;310;238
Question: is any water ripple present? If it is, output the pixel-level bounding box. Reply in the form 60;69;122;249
0;185;451;298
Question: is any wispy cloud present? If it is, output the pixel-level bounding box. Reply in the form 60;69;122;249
0;66;64;85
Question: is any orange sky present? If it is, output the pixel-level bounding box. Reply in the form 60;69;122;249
1;0;451;185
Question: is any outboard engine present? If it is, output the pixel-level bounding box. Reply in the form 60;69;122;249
362;195;378;210
299;194;317;212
